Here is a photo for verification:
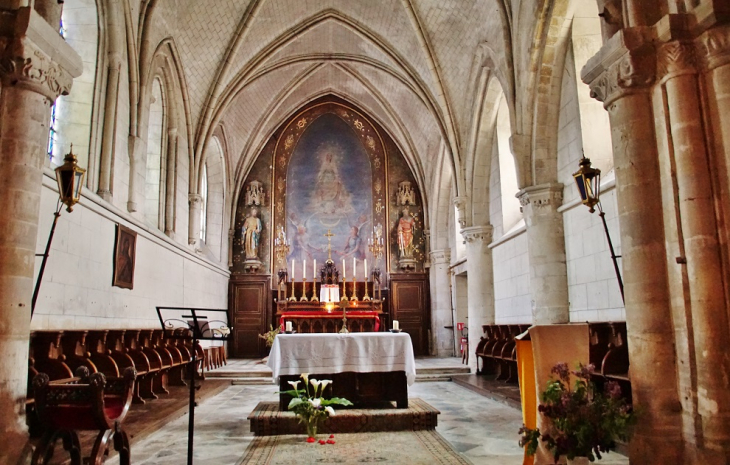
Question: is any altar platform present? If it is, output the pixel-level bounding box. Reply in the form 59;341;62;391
267;332;416;409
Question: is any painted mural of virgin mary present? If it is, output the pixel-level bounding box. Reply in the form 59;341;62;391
312;144;354;219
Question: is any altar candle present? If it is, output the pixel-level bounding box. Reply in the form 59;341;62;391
353;257;356;280
303;259;306;279
313;259;316;279
393;320;399;330
291;260;295;280
342;259;346;278
364;259;368;280
285;321;292;332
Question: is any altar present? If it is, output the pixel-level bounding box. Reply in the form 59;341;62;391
267;332;416;409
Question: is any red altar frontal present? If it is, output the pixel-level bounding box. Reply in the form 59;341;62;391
276;300;383;333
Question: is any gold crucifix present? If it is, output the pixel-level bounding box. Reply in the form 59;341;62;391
325;229;334;261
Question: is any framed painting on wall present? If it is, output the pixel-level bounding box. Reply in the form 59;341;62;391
113;224;137;289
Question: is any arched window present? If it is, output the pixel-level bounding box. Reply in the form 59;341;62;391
49;1;99;170
496;94;520;231
145;78;166;229
200;164;208;242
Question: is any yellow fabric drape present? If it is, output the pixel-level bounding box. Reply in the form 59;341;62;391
516;339;536;465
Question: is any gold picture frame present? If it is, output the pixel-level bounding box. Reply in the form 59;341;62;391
113;224;137;289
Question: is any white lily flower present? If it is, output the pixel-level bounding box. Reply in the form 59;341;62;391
310;379;322;396
320;379;331;392
325;406;335;416
308;398;322;409
301;373;309;385
288;380;300;390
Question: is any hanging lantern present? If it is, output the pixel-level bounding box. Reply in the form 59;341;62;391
572;157;601;213
54;145;86;212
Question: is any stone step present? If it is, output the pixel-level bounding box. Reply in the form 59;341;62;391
415;374;453;382
206;370;272;378
230;378;276;385
416;367;470;375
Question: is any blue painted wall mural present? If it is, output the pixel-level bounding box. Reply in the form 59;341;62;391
286;113;372;271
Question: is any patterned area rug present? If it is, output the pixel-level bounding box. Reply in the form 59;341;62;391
237;430;472;465
248;398;439;435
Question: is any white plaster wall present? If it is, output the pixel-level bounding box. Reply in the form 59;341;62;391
555;38;624;323
491;232;531;324
31;175;229;330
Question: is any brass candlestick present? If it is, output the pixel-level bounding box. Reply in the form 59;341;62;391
339;299;349;334
311;278;319;302
349;277;357;301
363;275;371;301
288;276;297;302
300;277;309;301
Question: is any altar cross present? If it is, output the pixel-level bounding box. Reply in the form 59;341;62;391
325;229;334;261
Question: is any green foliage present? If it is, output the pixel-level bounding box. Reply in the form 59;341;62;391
258;325;280;348
518;363;637;463
278;373;353;431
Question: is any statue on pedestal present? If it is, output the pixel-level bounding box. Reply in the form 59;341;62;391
242;207;262;272
397;207;417;271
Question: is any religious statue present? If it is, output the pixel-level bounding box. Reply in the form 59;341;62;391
243;207;262;260
397;207;416;258
396;181;416;206
245;181;265;206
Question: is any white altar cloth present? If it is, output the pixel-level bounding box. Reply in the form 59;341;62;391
267;332;417;386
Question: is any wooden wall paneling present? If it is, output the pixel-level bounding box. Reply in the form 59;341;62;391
390;273;429;355
229;275;271;358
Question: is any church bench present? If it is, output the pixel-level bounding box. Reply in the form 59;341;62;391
588;322;631;403
121;330;164;401
475;324;528;384
31;366;136;465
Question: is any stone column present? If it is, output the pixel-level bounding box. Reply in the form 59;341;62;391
582;29;683;463
0;8;81;464
164;128;178;237
188;194;202;248
96;55;122;202
461;225;494;373
658;37;730;459
516;183;569;325
429;249;452;356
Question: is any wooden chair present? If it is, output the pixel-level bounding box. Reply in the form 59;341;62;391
31;366;136;465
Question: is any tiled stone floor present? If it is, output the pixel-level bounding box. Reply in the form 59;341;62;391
108;358;629;465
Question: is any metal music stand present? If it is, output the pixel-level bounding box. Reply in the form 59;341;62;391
156;307;231;465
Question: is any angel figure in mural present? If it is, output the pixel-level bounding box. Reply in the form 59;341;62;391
397;207;416;258
337;225;367;260
288;213;322;261
243;208;262;259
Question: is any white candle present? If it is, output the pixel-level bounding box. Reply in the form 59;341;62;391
303;259;306;279
393;320;399;330
342;259;346;278
353;257;356;280
364;259;368;280
313;259;317;280
285;321;292;332
291;260;295;280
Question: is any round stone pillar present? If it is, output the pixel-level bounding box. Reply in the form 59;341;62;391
461;225;494;373
517;183;569;325
659;39;730;457
0;9;81;463
188;194;202;248
428;249;452;356
583;35;683;463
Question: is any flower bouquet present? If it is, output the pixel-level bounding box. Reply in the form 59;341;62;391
519;363;636;463
278;373;353;442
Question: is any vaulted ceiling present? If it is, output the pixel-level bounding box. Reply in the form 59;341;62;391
145;0;522;203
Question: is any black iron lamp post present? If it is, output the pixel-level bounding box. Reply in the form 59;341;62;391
573;156;624;303
32;146;86;316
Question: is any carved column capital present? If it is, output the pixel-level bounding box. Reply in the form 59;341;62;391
0;8;82;101
461;225;493;244
429;249;451;266
517;183;563;211
698;25;730;71
657;41;698;83
582;28;655;107
188;193;203;206
453;196;468;229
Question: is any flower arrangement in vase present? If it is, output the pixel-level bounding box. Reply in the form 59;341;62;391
279;373;353;442
519;363;636;463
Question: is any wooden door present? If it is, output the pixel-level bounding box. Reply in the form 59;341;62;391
229;275;271;358
390;273;430;355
